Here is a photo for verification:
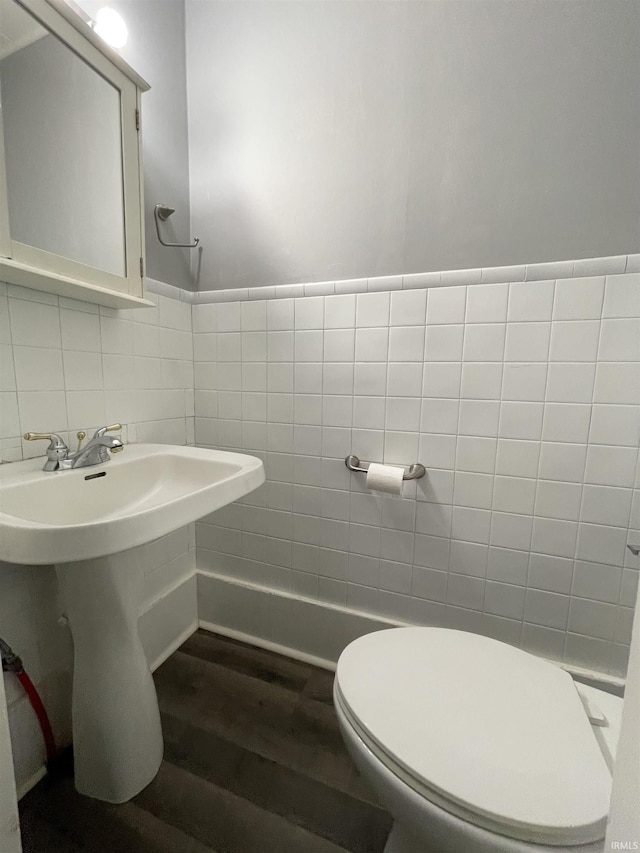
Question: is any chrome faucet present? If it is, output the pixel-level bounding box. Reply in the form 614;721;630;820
24;424;124;471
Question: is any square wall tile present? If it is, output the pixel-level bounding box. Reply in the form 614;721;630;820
585;445;637;488
493;476;536;515
538;443;587;483
463;324;506;361
501;364;547;402
528;553;573;594
217;302;241;332
580;485;633;527
354;362;387;396
451;506;491;544
593;363;639;405
589;405;639;447
454;471;494;509
390;290;427;326
598;319;640;362
568;598;617;641
427;287;466;324
504;323;551;362
60;309;101;352
355;328;389;362
546;363;595;403
9;299;61;348
508;280;555;322
456;436;497;474
447;574;485;610
489;510;533;550
602;274;640;318
549;321;600;362
495;439;540;479
460;363;503;399
572;561;622;604
295;297;325;330
356;292;390;327
499;402;544;440
459;400;500;437
324;329;355;362
385;397;420;432
423;363;462;398
411;566;448;602
324;294;355;329
421;398;459;434
524;589;570;630
448;541;488;577
484;582;525;620
425;325;464;361
486;547;529;585
465;283;508;323
531;517;577;559
389;326;425;361
553;277;604;320
241;300;266;331
535;480;582;521
419;433;457;470
14;347;64;391
267;299;294;330
542;404;591;444
387;362;423;397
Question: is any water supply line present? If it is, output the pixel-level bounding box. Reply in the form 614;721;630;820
1;637;57;764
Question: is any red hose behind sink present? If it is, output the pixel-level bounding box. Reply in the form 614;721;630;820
16;670;57;764
1;637;57;764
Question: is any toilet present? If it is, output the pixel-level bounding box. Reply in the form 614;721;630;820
334;628;623;853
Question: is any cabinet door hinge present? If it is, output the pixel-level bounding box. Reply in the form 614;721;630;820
135;109;140;131
139;257;144;278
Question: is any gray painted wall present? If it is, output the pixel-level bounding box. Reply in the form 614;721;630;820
78;0;193;290
186;0;640;291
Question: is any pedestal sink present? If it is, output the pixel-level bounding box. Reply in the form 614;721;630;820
0;444;264;803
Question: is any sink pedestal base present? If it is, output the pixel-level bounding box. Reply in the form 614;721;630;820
56;550;163;803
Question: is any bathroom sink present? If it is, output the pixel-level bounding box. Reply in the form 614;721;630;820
0;443;264;804
0;443;264;564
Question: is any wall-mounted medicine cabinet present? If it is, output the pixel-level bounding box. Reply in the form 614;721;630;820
0;0;153;308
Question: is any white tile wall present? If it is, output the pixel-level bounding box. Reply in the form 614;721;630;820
0;280;195;459
194;272;640;677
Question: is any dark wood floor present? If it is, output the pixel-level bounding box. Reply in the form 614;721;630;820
19;630;392;853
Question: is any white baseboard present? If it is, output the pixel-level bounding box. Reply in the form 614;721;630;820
149;621;198;673
198;620;337;672
16;766;46;801
197;572;394;666
139;574;198;670
196;572;625;694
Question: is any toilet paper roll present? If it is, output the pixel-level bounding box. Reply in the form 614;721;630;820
365;463;405;496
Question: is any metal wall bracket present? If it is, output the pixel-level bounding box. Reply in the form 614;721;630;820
154;203;200;248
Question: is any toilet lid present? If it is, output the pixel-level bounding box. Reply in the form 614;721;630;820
335;628;611;846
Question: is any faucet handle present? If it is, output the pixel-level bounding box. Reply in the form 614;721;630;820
24;432;69;470
93;423;122;438
24;431;67;448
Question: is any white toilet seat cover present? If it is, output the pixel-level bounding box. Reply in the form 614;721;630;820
335;628;611;846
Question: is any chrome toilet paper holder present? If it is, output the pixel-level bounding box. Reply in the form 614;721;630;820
345;454;426;481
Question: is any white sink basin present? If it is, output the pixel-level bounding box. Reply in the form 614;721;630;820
0;443;264;804
0;443;264;564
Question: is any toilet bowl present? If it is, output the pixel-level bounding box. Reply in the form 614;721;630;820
334;628;622;853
